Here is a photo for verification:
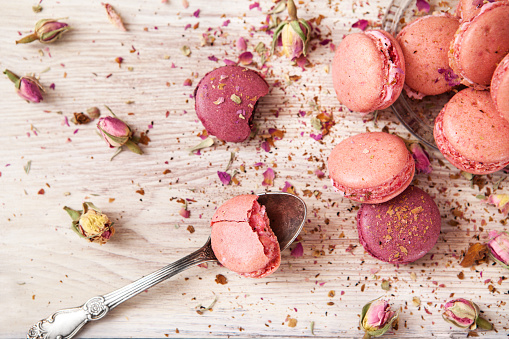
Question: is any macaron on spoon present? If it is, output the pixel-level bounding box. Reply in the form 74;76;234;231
27;192;307;339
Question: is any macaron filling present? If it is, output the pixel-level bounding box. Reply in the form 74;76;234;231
365;30;402;109
434;111;509;173
331;153;415;203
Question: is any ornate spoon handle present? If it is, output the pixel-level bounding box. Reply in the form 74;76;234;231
27;239;216;339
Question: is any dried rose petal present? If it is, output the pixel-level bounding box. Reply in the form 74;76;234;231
179;207;190;218
103;3;127;31
282;181;295;194
485;194;509;215
217;171;231;185
261;141;270;152
294;55;309;70
438;68;460;87
238;51;253;65
182;0;189;8
193;9;200;18
262;168;275;186
416;0;430;12
237;37;247;51
460;243;488;267
249;2;260;10
409;143;432;174
291;242;303;257
352;19;368;31
183;78;193;86
208;55;219;62
223;59;237;66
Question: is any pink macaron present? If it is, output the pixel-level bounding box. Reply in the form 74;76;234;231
449;1;509;90
397;14;460;97
455;0;504;22
210;195;281;278
332;30;405;114
491;53;509;121
434;88;509;174
328;132;415;204
357;185;441;264
194;66;269;142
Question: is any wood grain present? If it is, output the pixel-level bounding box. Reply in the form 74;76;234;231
0;0;508;338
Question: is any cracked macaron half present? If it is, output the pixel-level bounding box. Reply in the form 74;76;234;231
332;29;405;114
194;65;269;142
210;195;281;278
434;88;509;174
328;132;415;204
491;53;509;122
357;185;441;264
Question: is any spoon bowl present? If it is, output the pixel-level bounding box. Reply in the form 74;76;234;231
28;192;307;339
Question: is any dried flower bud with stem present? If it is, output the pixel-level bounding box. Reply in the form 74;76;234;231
63;202;115;244
97;106;143;158
442;298;493;331
360;298;398;338
270;0;311;60
4;69;44;103
16;18;70;44
103;3;127;31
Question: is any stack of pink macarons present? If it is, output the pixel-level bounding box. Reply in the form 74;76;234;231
327;132;442;264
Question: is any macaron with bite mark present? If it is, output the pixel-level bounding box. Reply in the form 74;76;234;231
357;185;441;264
194;65;269;143
211;195;281;278
332;29;405;114
328;132;415;204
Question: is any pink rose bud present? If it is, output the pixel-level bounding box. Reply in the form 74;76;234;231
487;231;509;268
4;69;44;103
97;116;132;147
409;143;432;174
271;0;311;61
360;299;398;338
442;298;492;330
16;18;70;44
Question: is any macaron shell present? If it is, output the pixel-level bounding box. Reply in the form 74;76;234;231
434;88;509;173
455;0;504;21
211;194;258;224
194;65;269;142
397;14;460;96
333;32;386;112
449;2;509;89
211;220;270;274
328;132;415;203
332;30;405;113
491;53;509;121
357;186;442;264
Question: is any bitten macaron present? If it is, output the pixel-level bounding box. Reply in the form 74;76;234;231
332;30;405;113
194;65;269;142
396;14;460;97
449;1;509;89
328;132;415;204
434;88;509;174
210;195;281;278
357;185;441;264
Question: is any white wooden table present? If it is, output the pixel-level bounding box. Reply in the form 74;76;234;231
1;0;508;338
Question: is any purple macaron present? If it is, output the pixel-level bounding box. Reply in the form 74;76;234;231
357;185;441;264
194;65;269;142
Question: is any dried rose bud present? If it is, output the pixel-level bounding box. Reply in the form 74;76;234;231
408;143;432;174
16;18;70;44
360;299;398;338
103;3;127;31
97;116;132;147
64;202;115;244
487;231;509;269
271;0;311;61
442;298;492;330
97;106;142;155
4;69;44;103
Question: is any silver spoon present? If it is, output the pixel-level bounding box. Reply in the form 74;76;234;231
27;192;307;339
